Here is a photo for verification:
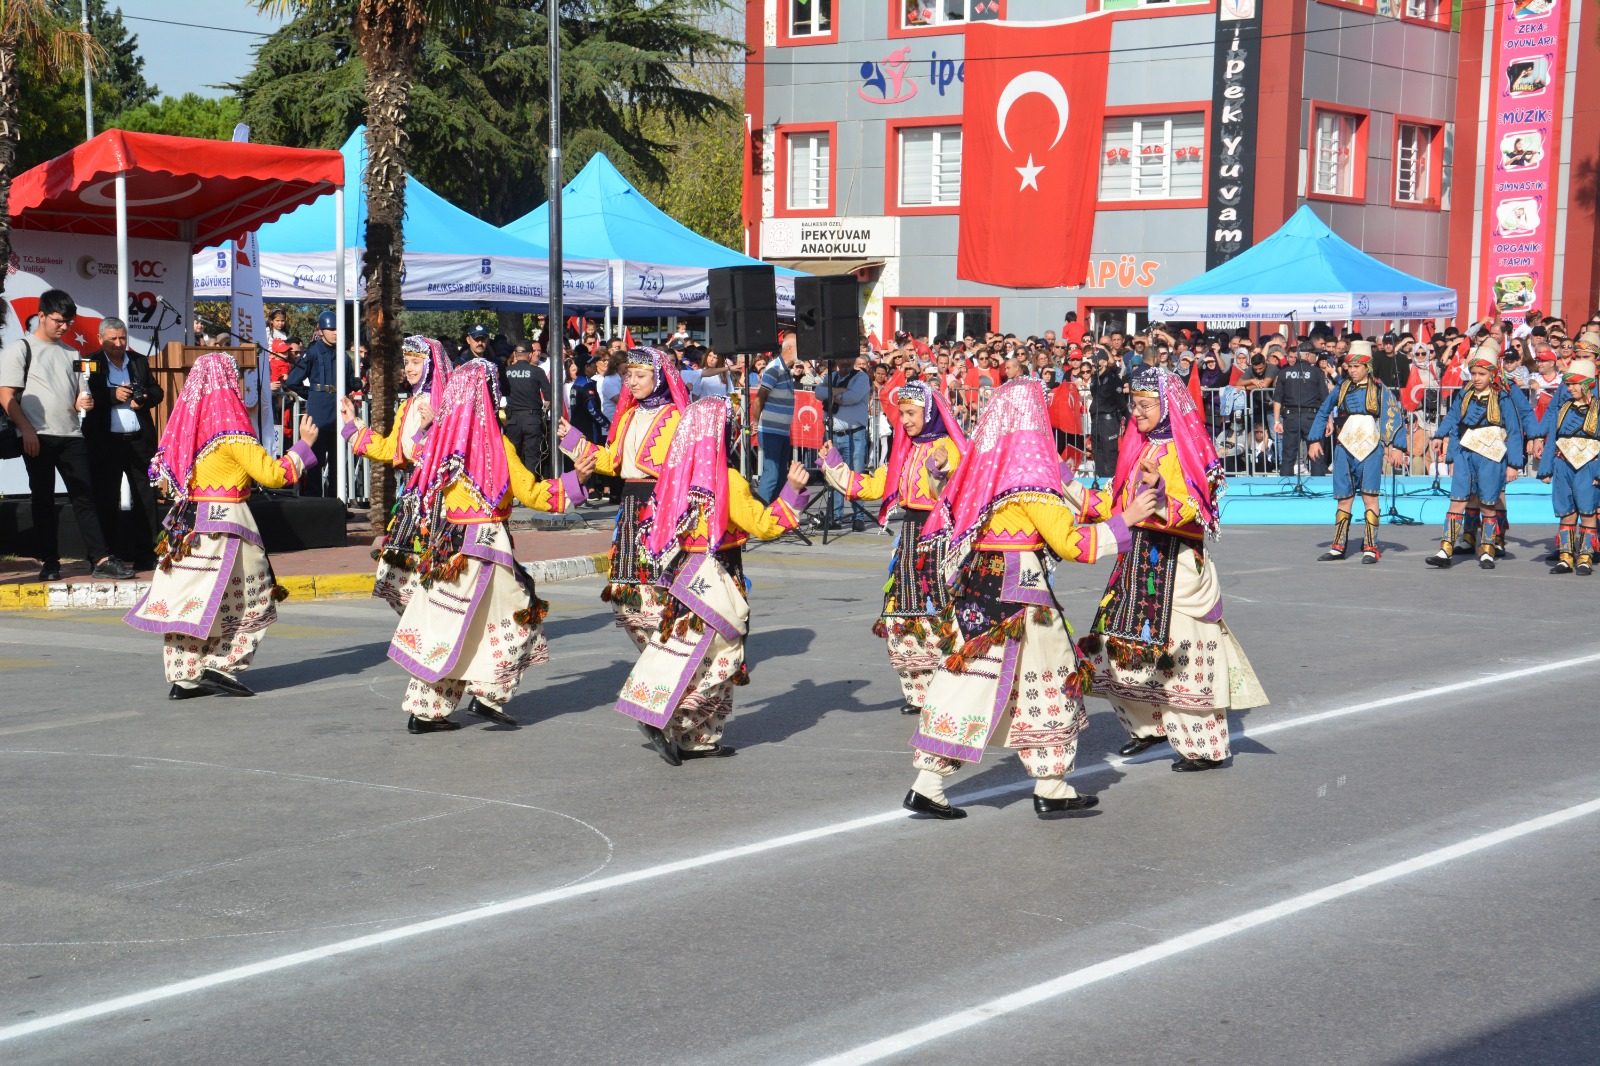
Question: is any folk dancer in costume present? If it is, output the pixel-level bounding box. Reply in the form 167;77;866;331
125;353;320;699
1455;337;1538;559
340;334;451;612
1306;340;1408;564
1077;366;1269;772
819;380;969;715
615;397;810;765
901;379;1160;821
1427;340;1527;570
1536;358;1600;574
388;359;594;734
558;347;688;648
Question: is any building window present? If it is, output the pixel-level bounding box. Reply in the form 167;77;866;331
893;303;994;343
1312;108;1365;199
785;130;831;212
898;125;962;208
901;0;1001;31
1395;122;1431;204
789;0;831;37
1098;112;1205;202
1403;0;1443;20
1098;0;1211;10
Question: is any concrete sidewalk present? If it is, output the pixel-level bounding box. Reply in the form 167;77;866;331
0;502;622;611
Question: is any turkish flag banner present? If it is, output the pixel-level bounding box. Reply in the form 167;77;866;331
791;390;826;449
957;15;1113;288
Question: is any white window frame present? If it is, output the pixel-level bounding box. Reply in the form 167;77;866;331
1404;0;1442;20
1395;121;1434;204
894;306;993;343
1312;110;1363;198
897;125;963;208
785;130;831;212
1098;112;1205;202
788;0;832;38
901;0;997;31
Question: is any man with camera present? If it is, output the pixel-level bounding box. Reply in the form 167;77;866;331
84;317;164;569
1088;345;1126;482
0;288;134;581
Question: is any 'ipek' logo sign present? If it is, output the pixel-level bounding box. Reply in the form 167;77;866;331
1205;1;1261;269
859;47;918;105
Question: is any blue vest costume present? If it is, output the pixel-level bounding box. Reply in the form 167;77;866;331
1309;379;1407;497
1536;399;1600;516
1433;389;1525;504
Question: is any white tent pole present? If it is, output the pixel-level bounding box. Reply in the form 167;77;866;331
114;173;130;342
615;260;626;340
334;185;347;501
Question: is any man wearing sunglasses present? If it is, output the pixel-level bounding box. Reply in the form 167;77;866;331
0;288;133;581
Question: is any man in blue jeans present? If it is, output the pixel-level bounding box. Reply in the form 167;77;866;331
750;334;799;503
816;356;872;531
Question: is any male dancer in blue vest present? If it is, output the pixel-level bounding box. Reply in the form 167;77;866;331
1536;357;1600;574
1427;338;1526;570
1307;340;1407;563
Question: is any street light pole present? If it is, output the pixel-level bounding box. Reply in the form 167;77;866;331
81;0;94;138
546;0;564;476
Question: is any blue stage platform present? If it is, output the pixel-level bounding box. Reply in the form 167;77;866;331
1211;476;1554;526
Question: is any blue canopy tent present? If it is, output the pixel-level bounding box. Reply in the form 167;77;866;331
503;153;802;318
1148;206;1458;322
193;128;611;311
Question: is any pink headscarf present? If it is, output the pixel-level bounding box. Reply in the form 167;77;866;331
151;352;257;500
642;396;731;562
402;334;451;409
922;378;1062;566
876;380;969;525
609;346;690;444
1113;365;1224;538
404;358;510;514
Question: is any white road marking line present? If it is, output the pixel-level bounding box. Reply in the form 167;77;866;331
2;650;1597;1045
806;794;1600;1066
0;711;140;736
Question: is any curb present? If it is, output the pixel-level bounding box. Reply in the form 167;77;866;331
0;552;613;612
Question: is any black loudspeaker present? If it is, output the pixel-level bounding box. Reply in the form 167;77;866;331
707;265;778;352
794;275;860;363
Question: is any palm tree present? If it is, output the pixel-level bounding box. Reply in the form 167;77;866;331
0;0;101;309
258;0;496;525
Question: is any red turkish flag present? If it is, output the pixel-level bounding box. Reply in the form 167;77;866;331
791;390;825;449
8;297;102;357
957;15;1112;288
1048;380;1084;434
1401;366;1425;413
878;368;906;430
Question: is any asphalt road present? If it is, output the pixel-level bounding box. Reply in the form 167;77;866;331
2;520;1597;1065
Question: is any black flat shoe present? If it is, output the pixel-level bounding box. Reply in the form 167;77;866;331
1033;793;1099;816
202;669;255;697
1479;557;1496;570
168;683;211;700
902;789;966;820
678;744;736;759
900;702;921;715
1117;735;1167;757
38;564;61;582
407;715;462;734
1361;551;1380;565
1316;549;1346;561
1171;756;1225;772
91;557;136;579
468;698;518;726
637;721;681;766
1425;554;1452;568
851;518;867;533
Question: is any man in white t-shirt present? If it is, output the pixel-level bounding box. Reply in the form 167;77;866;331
0;288;133;581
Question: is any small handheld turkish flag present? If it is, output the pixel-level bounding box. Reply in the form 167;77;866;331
957;15;1113;288
791;390;825;449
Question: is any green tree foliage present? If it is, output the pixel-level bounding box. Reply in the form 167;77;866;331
234;0;736;225
114;93;243;140
87;0;156;118
638;59;743;249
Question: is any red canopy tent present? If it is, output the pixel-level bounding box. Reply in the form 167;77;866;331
7;130;348;489
9;130;345;338
9;129;344;249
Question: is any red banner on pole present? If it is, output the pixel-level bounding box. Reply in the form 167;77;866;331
957;15;1112;288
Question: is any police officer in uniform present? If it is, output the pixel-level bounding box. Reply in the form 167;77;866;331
501;340;551;474
1273;339;1332;476
1088;346;1126;483
286;309;355;496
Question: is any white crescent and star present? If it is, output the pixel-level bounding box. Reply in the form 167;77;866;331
995;71;1071;192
